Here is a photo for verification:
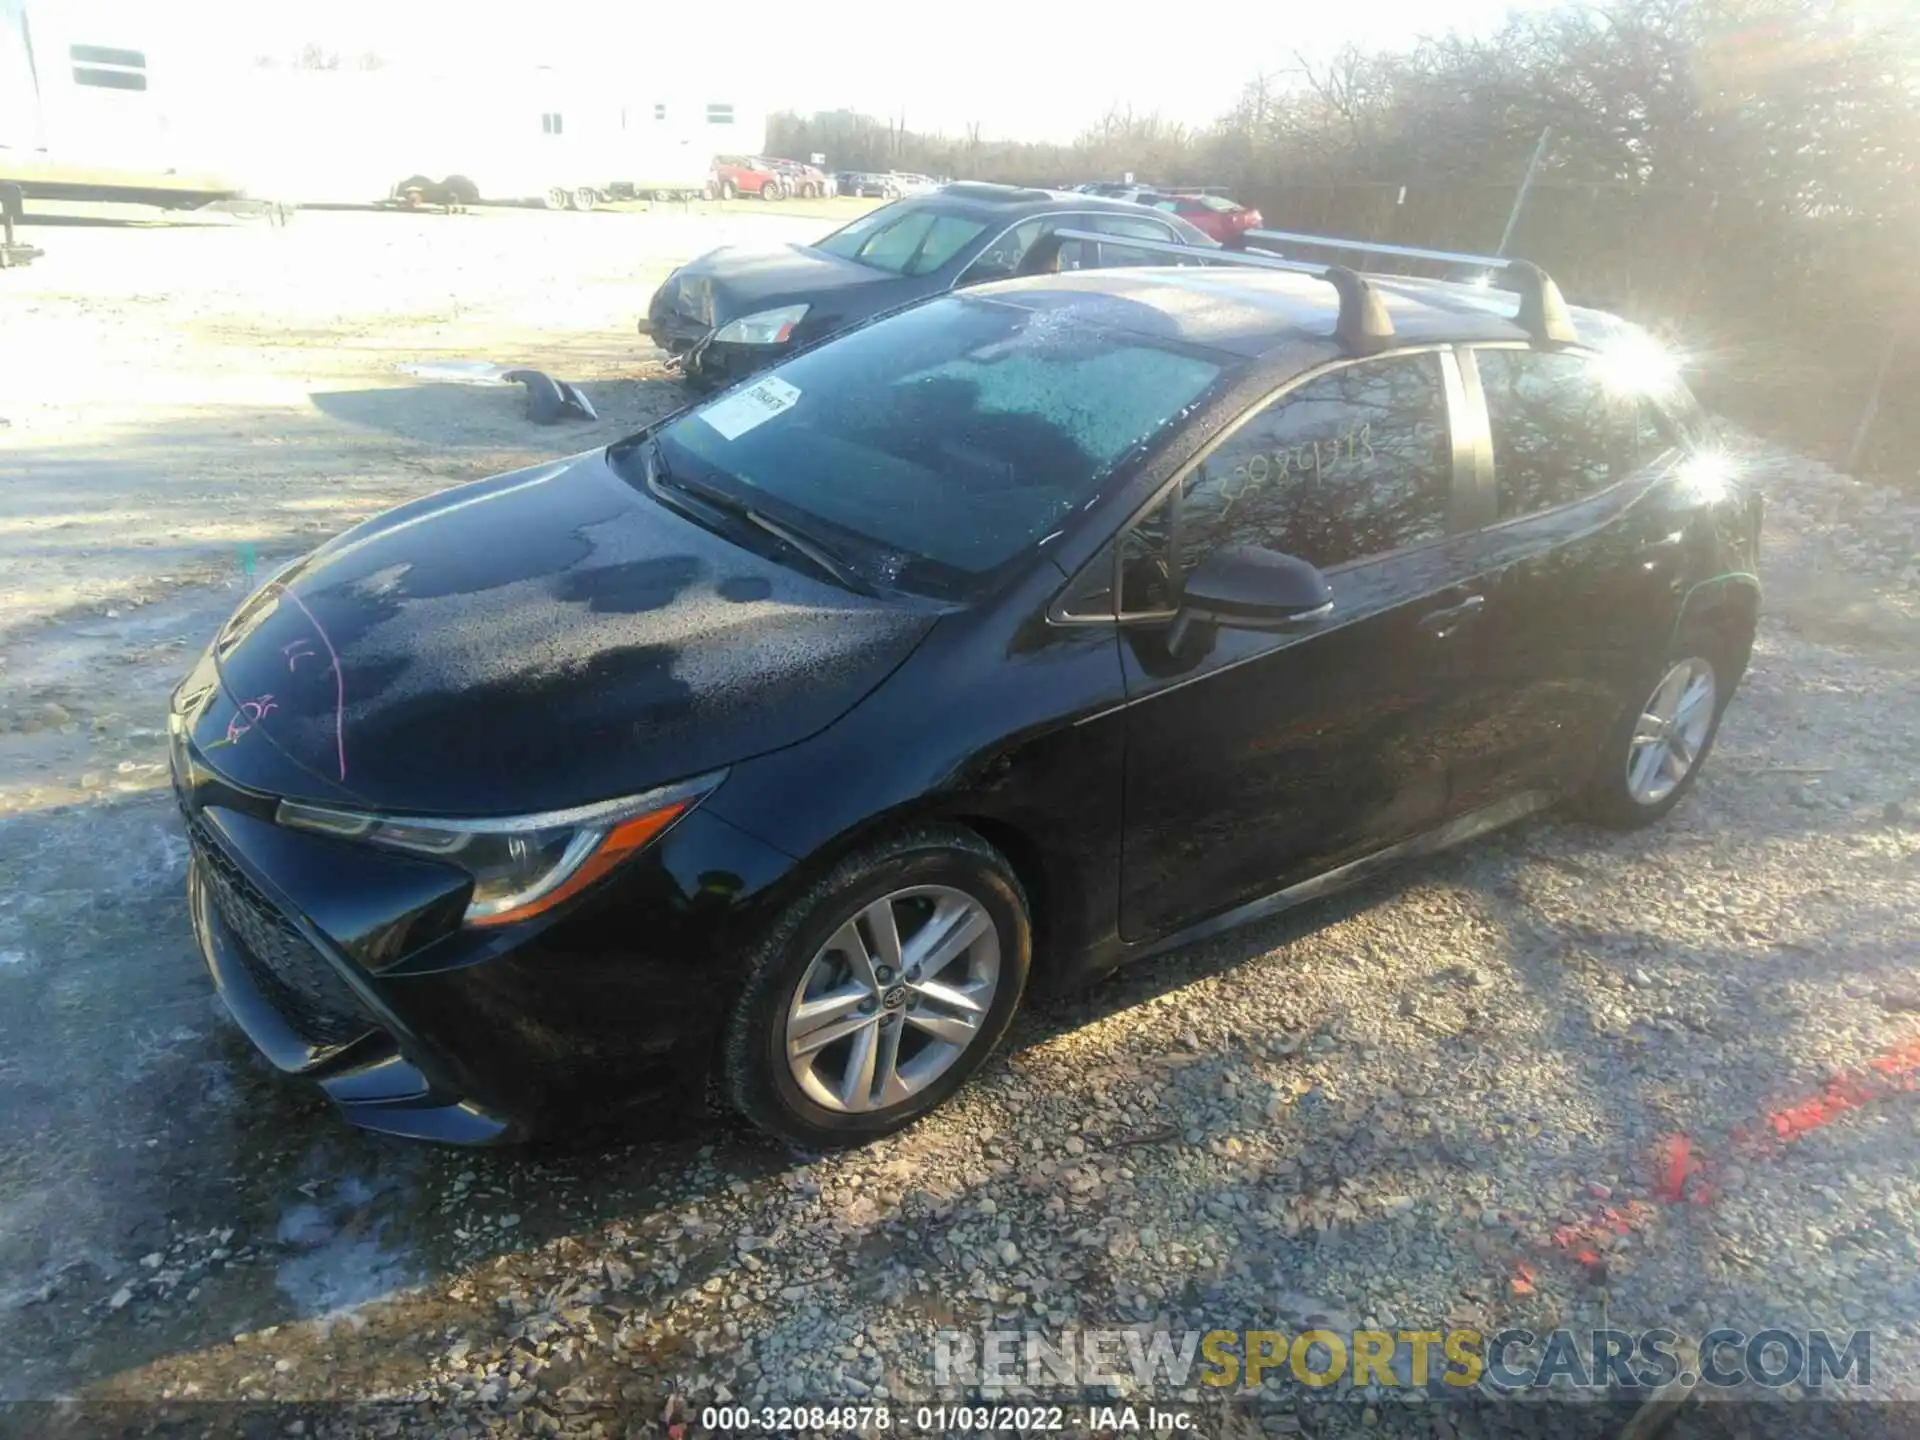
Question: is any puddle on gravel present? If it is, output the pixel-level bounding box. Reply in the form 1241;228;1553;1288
274;1173;422;1320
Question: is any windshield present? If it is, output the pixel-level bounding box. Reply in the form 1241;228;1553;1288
645;296;1226;597
813;203;989;276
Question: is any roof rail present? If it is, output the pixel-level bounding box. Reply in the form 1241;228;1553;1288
1048;228;1396;355
1242;230;1577;346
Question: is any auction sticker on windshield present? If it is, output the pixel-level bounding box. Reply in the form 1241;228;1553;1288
700;375;802;441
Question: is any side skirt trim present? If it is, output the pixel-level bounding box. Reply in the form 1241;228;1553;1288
1139;789;1555;960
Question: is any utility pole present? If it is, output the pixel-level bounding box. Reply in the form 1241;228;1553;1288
1495;127;1553;256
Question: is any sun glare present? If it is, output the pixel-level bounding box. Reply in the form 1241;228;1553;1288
1591;329;1683;397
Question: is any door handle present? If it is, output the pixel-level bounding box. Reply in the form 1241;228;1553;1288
1419;593;1485;640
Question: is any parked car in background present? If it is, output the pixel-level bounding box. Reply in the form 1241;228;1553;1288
176;238;1758;1146
1149;191;1264;246
889;173;943;197
837;172;898;198
770;159;833;198
714;155;785;201
642;183;1216;386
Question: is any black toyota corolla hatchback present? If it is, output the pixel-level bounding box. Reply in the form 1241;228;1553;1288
173;242;1760;1147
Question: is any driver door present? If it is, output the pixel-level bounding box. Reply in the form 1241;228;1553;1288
1114;350;1483;942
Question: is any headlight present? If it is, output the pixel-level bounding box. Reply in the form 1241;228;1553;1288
713;304;809;345
276;770;724;927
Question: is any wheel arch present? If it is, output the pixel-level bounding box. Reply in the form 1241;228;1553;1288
1673;572;1760;683
737;794;1092;990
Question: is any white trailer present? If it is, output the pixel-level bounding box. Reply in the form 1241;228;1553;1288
0;0;240;207
598;97;768;201
1;5;766;214
213;69;765;210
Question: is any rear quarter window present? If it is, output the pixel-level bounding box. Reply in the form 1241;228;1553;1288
1475;349;1616;517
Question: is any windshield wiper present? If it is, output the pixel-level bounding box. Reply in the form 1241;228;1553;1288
645;438;878;597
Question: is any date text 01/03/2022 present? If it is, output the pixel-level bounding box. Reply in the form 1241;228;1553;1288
696;1404;1197;1432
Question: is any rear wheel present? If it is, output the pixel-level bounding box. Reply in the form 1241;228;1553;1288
722;828;1030;1148
570;186;597;212
543;185;569;211
1578;634;1734;829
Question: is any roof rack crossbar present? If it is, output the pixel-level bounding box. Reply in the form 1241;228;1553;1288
1242;229;1577;346
1047;228;1396;355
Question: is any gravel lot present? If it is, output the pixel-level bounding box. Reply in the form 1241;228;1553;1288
4;203;1919;1439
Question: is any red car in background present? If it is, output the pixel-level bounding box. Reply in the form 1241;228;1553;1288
713;156;785;201
1148;192;1262;246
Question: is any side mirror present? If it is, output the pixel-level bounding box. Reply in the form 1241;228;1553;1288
1168;545;1332;653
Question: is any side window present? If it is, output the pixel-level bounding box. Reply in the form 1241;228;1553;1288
1083;213;1181;268
71;44;147;90
1107;354;1452;616
1475;349;1617;517
1120;499;1178;615
1178;354;1453;574
959;220;1043;286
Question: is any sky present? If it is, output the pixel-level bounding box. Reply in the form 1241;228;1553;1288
84;0;1548;144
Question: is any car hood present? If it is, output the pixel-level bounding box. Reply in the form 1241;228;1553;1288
657;244;917;329
186;450;938;816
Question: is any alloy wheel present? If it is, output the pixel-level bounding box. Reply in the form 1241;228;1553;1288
785;885;1000;1114
1626;657;1716;806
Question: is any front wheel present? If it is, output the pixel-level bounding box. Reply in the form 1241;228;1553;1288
718;178;737;200
760;181;784;202
570;186;597;212
722;828;1030;1147
1577;636;1734;829
543;185;569;211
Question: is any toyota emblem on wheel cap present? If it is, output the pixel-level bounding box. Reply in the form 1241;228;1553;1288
881;984;907;1010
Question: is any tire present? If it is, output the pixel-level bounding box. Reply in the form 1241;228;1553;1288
722;827;1031;1148
570;186;597;212
760;180;783;202
1577;629;1737;830
719;178;737;200
543;186;569;211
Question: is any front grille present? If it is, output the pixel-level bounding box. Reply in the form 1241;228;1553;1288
184;809;372;1049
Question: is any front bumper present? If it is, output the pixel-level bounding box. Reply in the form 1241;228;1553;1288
640;287;793;387
683;333;794;388
187;829;515;1144
178;767;797;1143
